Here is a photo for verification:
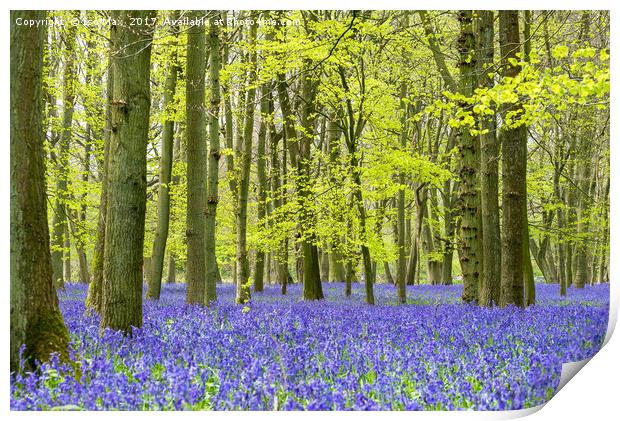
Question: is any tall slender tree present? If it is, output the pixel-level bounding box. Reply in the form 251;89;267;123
86;28;114;315
235;20;258;304
185;11;208;305
205;11;221;305
147;12;180;300
499;10;527;308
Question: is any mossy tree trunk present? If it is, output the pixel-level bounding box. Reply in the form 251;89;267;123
457;10;483;304
100;10;155;334
11;10;69;371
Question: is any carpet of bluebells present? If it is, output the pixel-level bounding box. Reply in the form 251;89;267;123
10;282;609;411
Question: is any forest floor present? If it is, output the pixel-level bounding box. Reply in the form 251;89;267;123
11;282;608;410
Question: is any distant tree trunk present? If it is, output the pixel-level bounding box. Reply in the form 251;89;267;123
338;62;374;304
523;10;536;306
384;262;395;285
441;173;456;285
565;160;576;289
235;22;258;304
87;33;114;315
406;186;424;286
574;159;592;288
597;177;610;284
100;10;155;334
345;261;354;297
325;117;346;283
320;250;330;282
523;217;536;305
143;256;151;286
185;11;208;305
418;11;459;288
499;11;526;308
68;210;90;284
422;198;442;285
457;10;483;304
10;10;70;371
477;10;501;306
278;133;289;294
146;11;179;300
329;251;346;282
265;253;272;284
63;226;72;283
396;84;408;303
148;12;179;300
204;12;221;304
221;13;238;286
51;13;78;290
253;82;270;293
167;254;176;284
276;67;323;300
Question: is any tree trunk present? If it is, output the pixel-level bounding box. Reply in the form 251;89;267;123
384;262;395;285
185;11;208;305
320;250;330;282
147;12;179;300
221;13;238;286
63;225;72;284
499;11;526;308
396;84;408;303
10;10;70;371
574;160;592;288
167;254;176;284
100;10;155;334
477;10;501;306
205;12;221;304
235;22;258;304
87;32;114;315
253;81;270;293
68;210;90;284
345;260;354;297
457;11;483;304
276;66;323;300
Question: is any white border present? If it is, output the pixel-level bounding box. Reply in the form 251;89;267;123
2;1;617;420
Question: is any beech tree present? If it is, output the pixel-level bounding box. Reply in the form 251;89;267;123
100;10;156;333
